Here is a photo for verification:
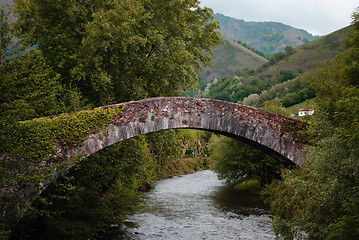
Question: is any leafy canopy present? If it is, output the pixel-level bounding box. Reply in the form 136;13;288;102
14;0;223;106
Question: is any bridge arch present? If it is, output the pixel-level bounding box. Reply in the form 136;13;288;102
63;97;306;165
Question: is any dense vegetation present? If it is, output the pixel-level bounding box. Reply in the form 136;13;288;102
243;75;316;108
13;0;222;107
202;8;359;240
262;8;359;239
205;99;292;198
205;67;298;103
183;9;347;100
236;39;270;59
208;134;284;187
0;0;221;239
192;12;330;92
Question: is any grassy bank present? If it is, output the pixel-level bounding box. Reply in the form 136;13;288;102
157;156;208;180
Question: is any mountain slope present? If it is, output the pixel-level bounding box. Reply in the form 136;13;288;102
256;26;351;80
214;13;318;55
205;25;351;105
199;37;267;84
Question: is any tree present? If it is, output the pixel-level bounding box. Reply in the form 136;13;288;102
262;99;290;117
13;0;95;86
11;136;157;239
0;7;11;64
278;69;296;83
243;93;260;107
284;45;296;55
208;135;283;186
14;0;223;106
146;130;182;167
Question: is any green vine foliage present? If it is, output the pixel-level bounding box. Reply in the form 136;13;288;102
9;105;124;160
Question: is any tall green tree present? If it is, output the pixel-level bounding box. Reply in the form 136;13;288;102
13;0;95;87
14;0;222;106
146;130;183;166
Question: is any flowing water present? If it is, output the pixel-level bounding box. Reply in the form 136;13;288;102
118;170;275;240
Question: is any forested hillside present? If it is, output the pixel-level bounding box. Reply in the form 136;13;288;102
195;13;325;98
214;13;318;55
257;26;351;77
205;25;350;107
208;10;359;239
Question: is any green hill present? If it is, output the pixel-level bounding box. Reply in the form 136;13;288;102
214;13;318;55
256;26;351;82
199;37;267;84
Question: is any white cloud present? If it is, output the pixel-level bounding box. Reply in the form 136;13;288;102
199;0;358;35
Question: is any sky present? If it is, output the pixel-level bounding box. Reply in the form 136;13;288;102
199;0;358;36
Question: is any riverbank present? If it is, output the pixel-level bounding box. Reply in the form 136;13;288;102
156;156;208;179
137;156;207;191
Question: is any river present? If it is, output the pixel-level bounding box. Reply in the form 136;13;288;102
117;170;275;239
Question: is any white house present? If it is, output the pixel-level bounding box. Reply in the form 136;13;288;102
297;108;314;116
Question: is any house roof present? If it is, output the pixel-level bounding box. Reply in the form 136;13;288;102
298;108;314;111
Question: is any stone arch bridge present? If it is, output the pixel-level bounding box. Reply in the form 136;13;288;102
0;97;308;233
65;97;307;165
